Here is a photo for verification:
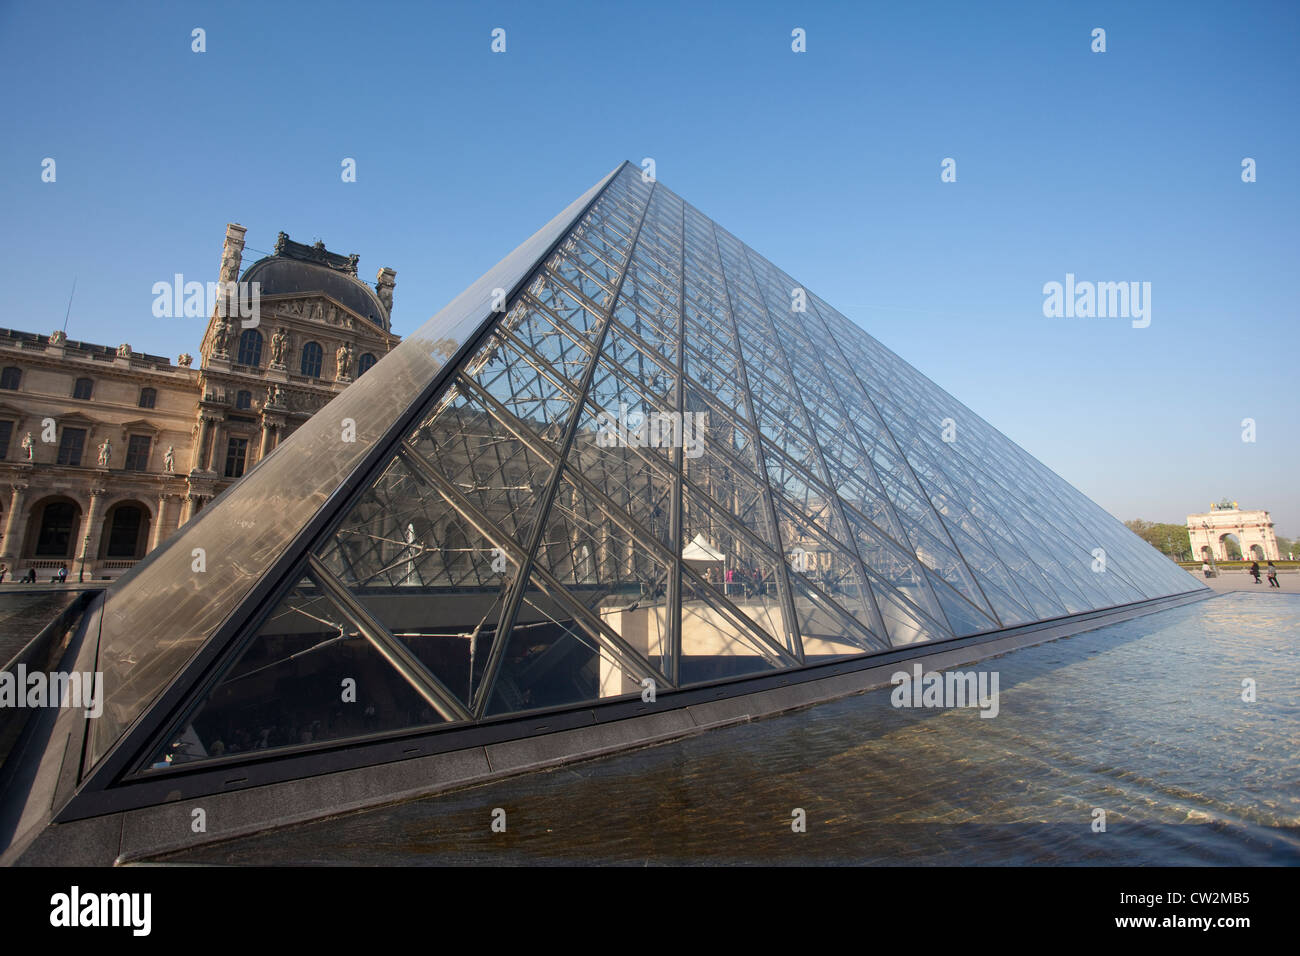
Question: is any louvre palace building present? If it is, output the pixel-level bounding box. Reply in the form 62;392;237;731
0;225;399;581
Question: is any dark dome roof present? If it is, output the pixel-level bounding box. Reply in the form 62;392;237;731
241;256;389;330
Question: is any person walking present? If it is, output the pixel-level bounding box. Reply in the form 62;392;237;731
0;563;7;584
1201;561;1212;578
1250;560;1261;584
1266;561;1280;588
57;564;67;584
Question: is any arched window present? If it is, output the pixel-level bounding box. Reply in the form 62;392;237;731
357;353;377;376
138;387;156;409
237;329;263;367
73;377;94;400
236;390;252;410
33;500;80;557
102;503;150;559
1;367;22;390
300;341;323;378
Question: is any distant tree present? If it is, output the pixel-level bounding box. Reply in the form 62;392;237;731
1125;520;1193;561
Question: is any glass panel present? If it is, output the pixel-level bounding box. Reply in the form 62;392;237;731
527;467;672;673
570;404;677;550
771;496;884;648
678;571;787;685
401;384;563;546
680;482;793;656
485;575;651;716
145;578;443;769
924;570;997;636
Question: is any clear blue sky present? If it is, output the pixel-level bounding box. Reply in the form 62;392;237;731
1;0;1296;536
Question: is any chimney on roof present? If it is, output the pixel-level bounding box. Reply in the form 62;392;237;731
220;224;247;283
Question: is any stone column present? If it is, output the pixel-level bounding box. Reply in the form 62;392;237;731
0;482;30;566
195;412;224;472
259;421;275;459
180;493;211;525
80;488;107;579
192;416;211;472
205;422;222;473
149;494;174;552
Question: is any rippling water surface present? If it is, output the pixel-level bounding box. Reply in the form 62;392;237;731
0;590;81;663
161;593;1300;865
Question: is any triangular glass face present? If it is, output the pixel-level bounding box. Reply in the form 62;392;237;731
90;162;1204;786
144;578;446;771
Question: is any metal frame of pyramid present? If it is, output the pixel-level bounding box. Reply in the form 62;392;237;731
6;162;1205;833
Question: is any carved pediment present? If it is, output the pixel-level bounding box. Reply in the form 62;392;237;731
265;293;364;330
56;411;97;428
119;418;163;438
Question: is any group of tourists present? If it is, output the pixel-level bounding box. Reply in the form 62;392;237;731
0;563;66;584
706;565;768;598
1200;559;1282;587
1249;561;1281;588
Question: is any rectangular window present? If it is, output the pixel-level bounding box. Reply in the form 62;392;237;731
57;427;86;466
0;420;11;459
125;434;152;471
224;437;248;479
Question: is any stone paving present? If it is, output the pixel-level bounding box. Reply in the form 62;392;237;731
1196;569;1295;594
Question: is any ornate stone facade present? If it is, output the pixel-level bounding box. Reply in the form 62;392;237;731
0;223;398;581
1187;501;1279;562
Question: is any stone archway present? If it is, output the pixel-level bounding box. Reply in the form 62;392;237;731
1218;533;1243;561
1249;544;1265;561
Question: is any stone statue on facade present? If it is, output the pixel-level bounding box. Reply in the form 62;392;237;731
336;342;354;379
49;329;66;346
164;445;175;473
97;438;112;468
117;343;132;358
274;231;289;256
211;314;230;357
20;432;34;461
178;352;193;367
220;247;240;283
270;327;288;367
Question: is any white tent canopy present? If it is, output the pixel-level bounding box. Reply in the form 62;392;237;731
682;533;725;564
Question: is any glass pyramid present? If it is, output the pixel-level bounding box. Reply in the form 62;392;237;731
83;162;1205;782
